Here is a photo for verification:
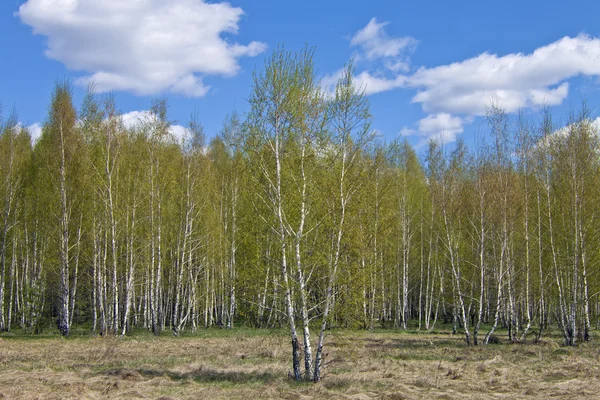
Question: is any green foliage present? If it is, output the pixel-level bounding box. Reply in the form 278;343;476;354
0;50;598;354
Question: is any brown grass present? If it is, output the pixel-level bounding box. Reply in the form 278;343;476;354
1;329;599;399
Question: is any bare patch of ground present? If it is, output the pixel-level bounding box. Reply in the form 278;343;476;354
1;329;599;399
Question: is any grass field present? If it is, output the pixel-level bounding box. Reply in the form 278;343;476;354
1;327;599;399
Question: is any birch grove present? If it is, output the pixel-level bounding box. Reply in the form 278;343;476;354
1;48;600;379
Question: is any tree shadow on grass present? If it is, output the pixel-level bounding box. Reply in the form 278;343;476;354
102;366;277;385
361;337;464;350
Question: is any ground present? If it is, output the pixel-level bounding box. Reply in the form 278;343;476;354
0;327;599;399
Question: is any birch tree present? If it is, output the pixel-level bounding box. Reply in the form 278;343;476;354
245;47;326;380
314;63;373;381
36;81;87;336
0;110;22;331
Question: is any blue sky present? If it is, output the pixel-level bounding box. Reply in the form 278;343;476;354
2;0;600;148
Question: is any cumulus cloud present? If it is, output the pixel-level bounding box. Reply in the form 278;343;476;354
17;0;266;97
326;18;416;96
350;18;417;62
405;35;600;116
405;35;600;142
121;110;154;131
406;35;600;115
121;110;189;143
417;113;465;141
20;112;188;146
169;124;190;144
343;24;600;142
354;71;407;95
402;113;468;145
27;123;43;143
320;69;344;96
321;68;407;96
10;122;43;144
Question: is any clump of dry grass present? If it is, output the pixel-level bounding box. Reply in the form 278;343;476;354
1;329;600;399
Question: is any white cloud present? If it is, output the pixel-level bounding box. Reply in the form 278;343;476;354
121;110;154;130
403;35;600;143
169;124;190;144
536;117;600;151
320;69;344;96
18;0;266;97
400;113;471;145
334;18;416;95
401;113;467;144
348;24;600;110
28;123;43;143
399;127;416;136
354;71;406;94
384;60;410;73
350;18;417;61
121;110;189;143
389;34;599;116
417;113;465;143
321;69;406;96
354;71;407;95
342;26;600;143
407;35;600;116
20;113;188;146
11;122;43;144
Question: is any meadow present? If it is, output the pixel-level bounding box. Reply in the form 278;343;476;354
1;327;599;399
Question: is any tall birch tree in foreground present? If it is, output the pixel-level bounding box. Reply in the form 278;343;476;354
245;46;326;380
314;63;373;381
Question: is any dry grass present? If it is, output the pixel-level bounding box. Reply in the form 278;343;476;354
1;328;600;399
